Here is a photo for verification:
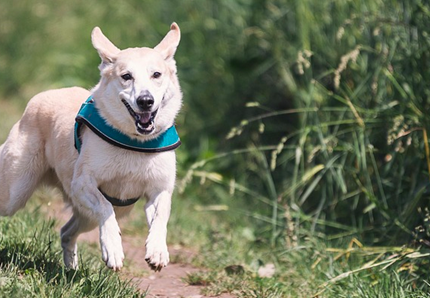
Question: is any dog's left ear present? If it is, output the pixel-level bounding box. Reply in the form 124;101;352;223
154;22;181;62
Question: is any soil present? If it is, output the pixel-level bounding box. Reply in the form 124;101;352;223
42;201;235;298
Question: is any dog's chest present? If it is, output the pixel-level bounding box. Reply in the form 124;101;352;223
82;145;176;198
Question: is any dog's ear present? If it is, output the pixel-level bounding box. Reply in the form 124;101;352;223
154;22;181;62
91;27;121;67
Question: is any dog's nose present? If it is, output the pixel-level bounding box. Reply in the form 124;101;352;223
136;92;154;110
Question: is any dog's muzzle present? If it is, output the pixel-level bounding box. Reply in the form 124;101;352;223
121;99;158;134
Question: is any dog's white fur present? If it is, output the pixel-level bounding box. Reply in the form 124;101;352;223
0;23;182;271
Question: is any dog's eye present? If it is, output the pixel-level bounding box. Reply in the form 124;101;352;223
121;73;133;81
152;72;162;79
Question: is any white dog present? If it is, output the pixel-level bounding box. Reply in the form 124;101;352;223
0;23;182;272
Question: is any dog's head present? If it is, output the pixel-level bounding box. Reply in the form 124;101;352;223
91;23;182;139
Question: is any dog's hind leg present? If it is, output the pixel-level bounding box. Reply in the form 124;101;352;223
60;212;98;269
0;122;48;216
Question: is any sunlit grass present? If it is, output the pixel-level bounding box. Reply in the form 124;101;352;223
0;204;145;298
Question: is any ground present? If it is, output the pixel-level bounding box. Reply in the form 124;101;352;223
42;198;235;298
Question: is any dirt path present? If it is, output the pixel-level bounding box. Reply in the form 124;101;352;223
42;200;235;298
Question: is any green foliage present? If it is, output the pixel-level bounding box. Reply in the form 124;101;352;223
180;0;430;246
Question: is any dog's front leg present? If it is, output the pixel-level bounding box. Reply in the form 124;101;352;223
144;190;172;271
71;174;124;271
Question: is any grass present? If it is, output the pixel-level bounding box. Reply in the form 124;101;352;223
180;222;430;297
2;201;429;298
166;174;430;297
173;149;430;297
0;203;145;298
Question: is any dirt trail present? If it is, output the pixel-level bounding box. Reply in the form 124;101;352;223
43;202;235;298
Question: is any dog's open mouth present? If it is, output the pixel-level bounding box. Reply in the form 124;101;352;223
121;99;157;134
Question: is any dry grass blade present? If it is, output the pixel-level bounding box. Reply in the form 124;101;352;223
315;247;429;297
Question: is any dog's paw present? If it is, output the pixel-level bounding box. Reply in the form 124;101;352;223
100;223;124;271
101;236;124;271
62;244;79;270
145;239;169;272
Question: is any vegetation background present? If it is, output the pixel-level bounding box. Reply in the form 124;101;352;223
1;0;430;297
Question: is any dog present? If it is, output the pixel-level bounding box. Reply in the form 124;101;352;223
0;23;182;272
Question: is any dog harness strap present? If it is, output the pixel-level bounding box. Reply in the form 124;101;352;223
74;96;181;153
99;189;140;207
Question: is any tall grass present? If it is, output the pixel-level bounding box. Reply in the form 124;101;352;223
182;0;430;243
178;0;430;293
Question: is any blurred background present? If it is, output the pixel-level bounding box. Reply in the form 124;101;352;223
1;0;430;295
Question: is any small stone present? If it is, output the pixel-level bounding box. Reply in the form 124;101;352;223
258;263;275;278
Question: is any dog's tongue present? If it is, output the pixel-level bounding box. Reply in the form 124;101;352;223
138;112;152;124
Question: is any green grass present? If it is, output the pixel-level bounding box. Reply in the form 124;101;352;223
2;200;430;298
0;206;144;298
165;186;430;297
179;218;430;297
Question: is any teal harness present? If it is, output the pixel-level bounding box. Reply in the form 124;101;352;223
74;96;181;206
74;96;181;154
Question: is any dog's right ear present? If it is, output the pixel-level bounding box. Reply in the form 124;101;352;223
91;27;121;68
